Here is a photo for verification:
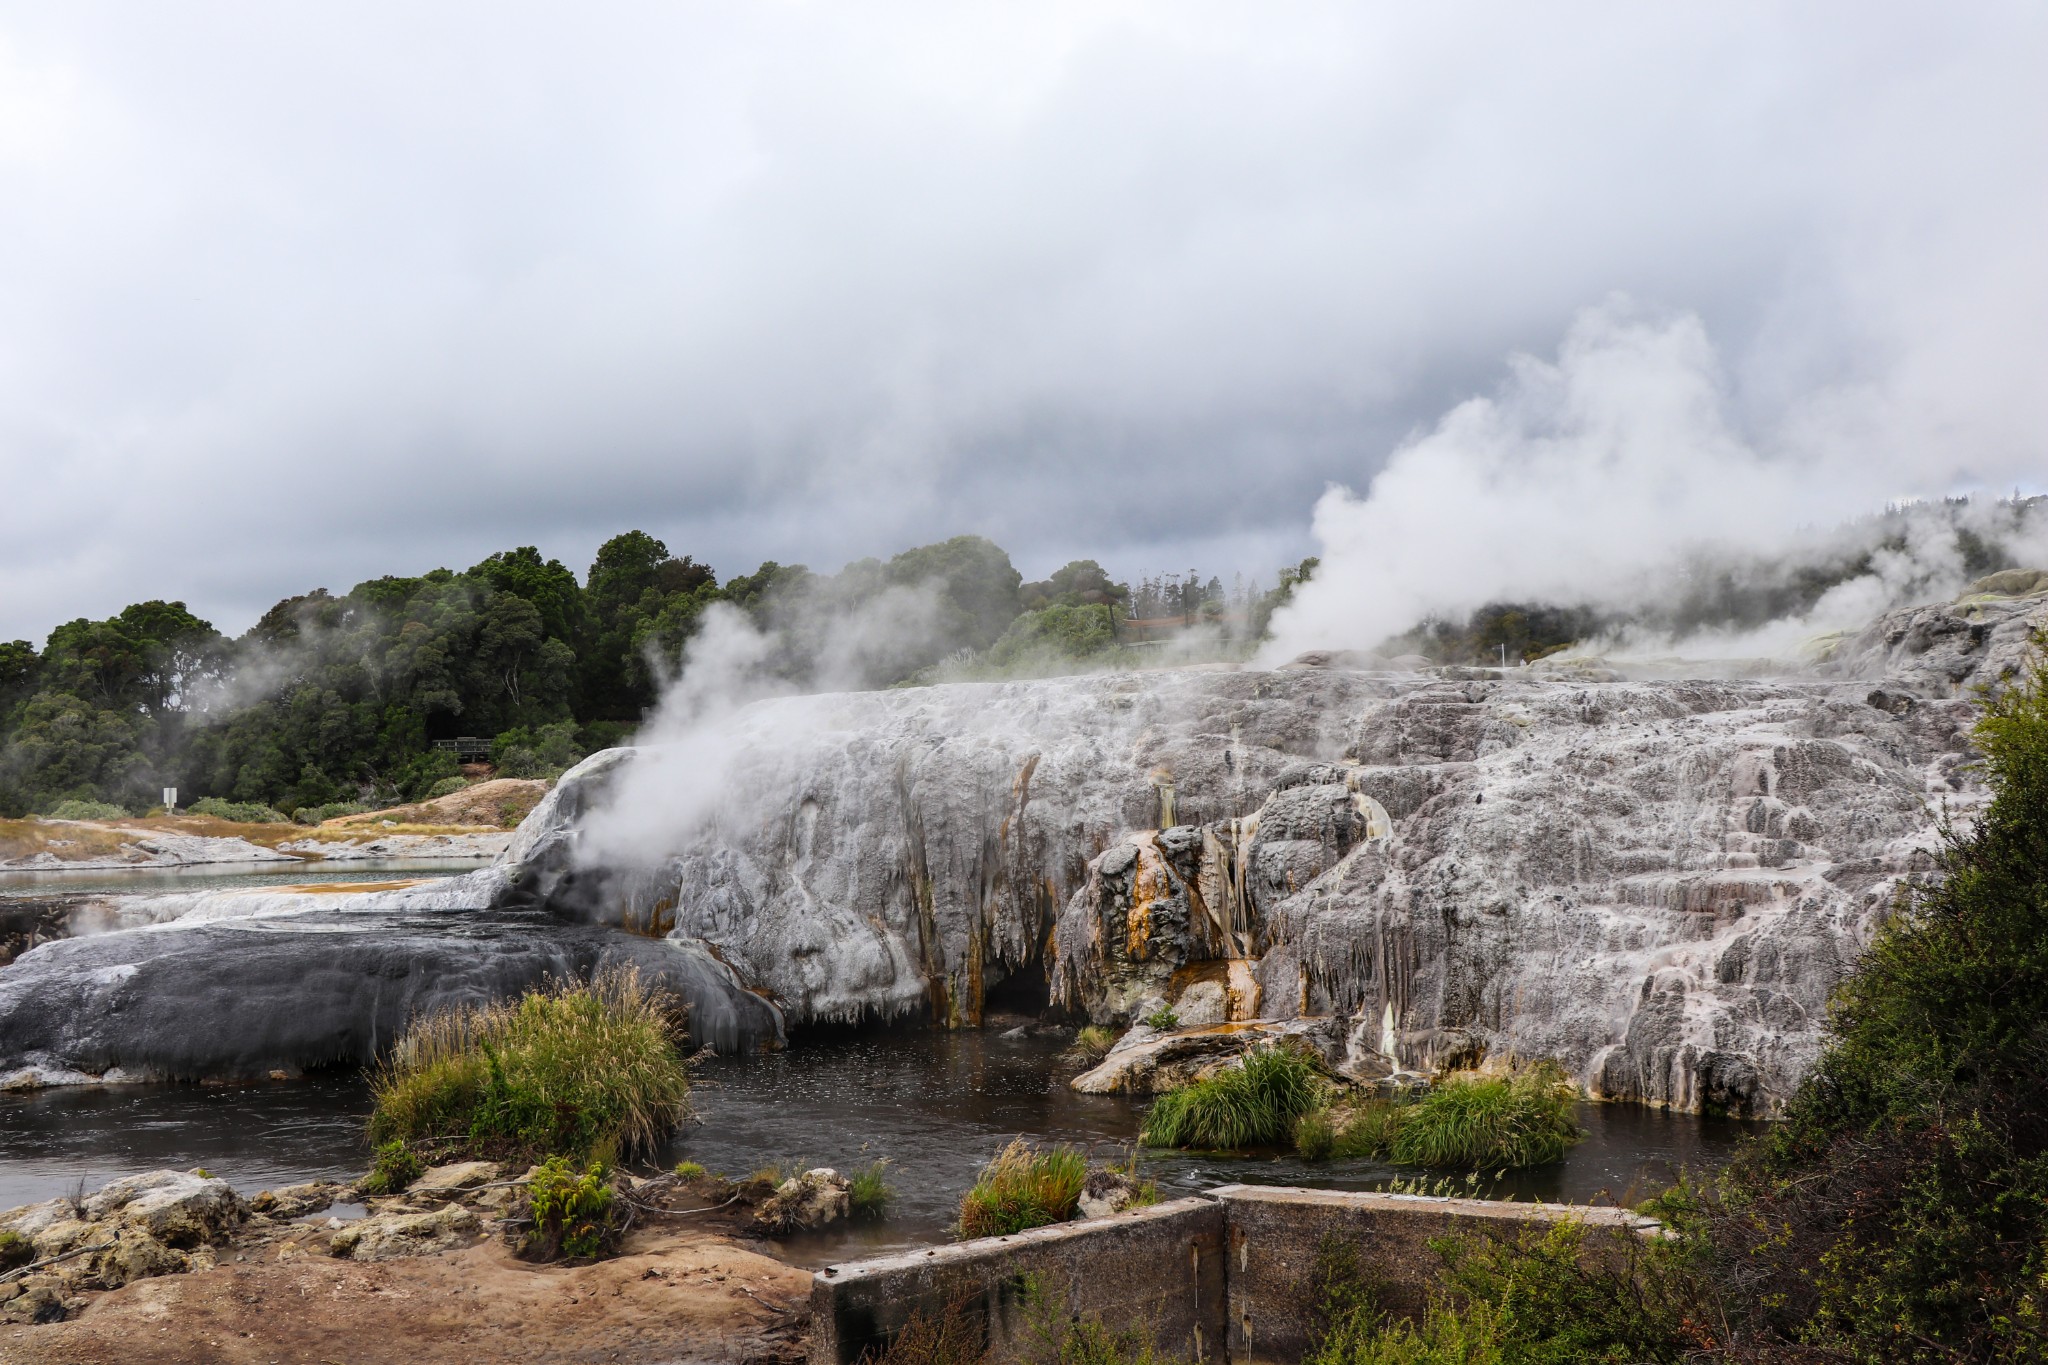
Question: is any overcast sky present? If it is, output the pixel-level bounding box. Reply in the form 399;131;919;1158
1;3;2043;645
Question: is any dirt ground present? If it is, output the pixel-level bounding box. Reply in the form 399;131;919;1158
0;1225;812;1365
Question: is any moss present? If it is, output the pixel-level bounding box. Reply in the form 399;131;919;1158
0;1230;33;1272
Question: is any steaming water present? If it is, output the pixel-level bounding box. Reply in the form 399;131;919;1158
0;1030;1755;1264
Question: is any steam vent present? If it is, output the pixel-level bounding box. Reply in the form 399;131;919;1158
3;587;2044;1117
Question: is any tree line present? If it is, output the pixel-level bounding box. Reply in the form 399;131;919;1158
0;533;1316;820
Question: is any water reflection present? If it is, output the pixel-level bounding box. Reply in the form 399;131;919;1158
0;1028;1761;1264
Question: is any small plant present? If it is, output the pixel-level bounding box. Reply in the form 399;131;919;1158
359;1139;423;1195
0;1230;33;1272
1294;1106;1338;1161
1142;1044;1326;1150
849;1160;894;1222
672;1160;707;1179
369;969;690;1162
958;1138;1088;1239
522;1156;618;1262
1140;1007;1180;1031
1070;1025;1118;1063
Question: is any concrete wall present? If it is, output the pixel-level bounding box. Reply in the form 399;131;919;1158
809;1187;1655;1365
1213;1186;1653;1364
808;1196;1226;1365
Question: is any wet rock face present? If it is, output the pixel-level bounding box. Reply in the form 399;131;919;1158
490;596;2043;1116
0;909;783;1084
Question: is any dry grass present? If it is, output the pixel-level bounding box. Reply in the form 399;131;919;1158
324;779;549;831
370;969;692;1162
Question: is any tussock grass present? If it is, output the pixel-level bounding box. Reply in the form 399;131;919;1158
957;1138;1087;1239
369;969;690;1162
849;1160;894;1221
1390;1065;1581;1169
1069;1025;1118;1064
1141;1045;1326;1150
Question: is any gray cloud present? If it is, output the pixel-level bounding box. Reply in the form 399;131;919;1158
1;3;2042;642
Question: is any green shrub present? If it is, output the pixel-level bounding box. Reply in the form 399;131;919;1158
369;970;690;1162
294;800;369;825
958;1138;1087;1239
522;1156;618;1261
0;1230;33;1271
1140;1007;1180;1031
44;798;128;821
1383;1065;1582;1169
672;1160;707;1179
188;796;287;823
424;776;470;800
1141;1045;1326;1150
358;1139;423;1195
849;1160;894;1221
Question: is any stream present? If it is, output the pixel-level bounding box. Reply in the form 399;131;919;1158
0;1029;1758;1265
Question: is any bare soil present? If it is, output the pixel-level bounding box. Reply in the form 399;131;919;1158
0;1225;811;1365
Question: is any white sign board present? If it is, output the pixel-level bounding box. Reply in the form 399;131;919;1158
163;788;178;813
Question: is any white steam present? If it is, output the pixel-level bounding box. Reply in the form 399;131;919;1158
1264;301;2047;663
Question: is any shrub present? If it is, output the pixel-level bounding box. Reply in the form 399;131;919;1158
369;970;690;1162
188;796;287;823
1383;1064;1583;1169
958;1138;1087;1239
44;798;128;821
0;1230;33;1272
849;1160;894;1221
358;1139;423;1195
1070;1025;1118;1063
521;1156;619;1262
1140;1007;1180;1031
294;800;369;825
1141;1045;1326;1150
672;1160;707;1179
424;776;470;800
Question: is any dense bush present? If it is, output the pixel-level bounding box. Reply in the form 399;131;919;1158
357;1138;423;1196
957;1139;1087;1239
293;800;370;825
43;798;129;821
187;796;287;823
369;971;690;1162
422;776;470;800
1141;1045;1326;1150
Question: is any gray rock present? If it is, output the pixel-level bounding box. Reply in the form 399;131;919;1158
329;1203;481;1261
752;1168;852;1233
82;1170;244;1247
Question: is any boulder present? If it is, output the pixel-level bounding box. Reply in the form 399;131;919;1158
328;1203;481;1261
752;1168;851;1233
249;1181;347;1220
411;1161;501;1195
1076;1170;1146;1219
92;1227;188;1288
82;1169;245;1247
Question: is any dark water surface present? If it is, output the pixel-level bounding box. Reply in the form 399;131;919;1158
0;1029;1759;1263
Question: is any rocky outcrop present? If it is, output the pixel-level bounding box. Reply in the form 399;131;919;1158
751;1169;853;1233
0;908;782;1085
329;1204;482;1261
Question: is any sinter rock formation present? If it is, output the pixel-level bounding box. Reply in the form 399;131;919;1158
0;583;2042;1114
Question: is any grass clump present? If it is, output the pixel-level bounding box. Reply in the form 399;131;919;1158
672;1160;707;1179
369;969;690;1162
849;1160;894;1222
1389;1064;1582;1169
1069;1025;1118;1064
1141;1044;1326;1150
1140;1007;1180;1031
520;1156;619;1262
358;1139;423;1195
957;1138;1088;1239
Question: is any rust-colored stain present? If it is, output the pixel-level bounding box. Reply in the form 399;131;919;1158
1125;841;1172;960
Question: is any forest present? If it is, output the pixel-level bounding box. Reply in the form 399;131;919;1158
0;533;1315;820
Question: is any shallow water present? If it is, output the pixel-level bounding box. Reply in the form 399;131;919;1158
0;858;491;898
0;1028;1759;1264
